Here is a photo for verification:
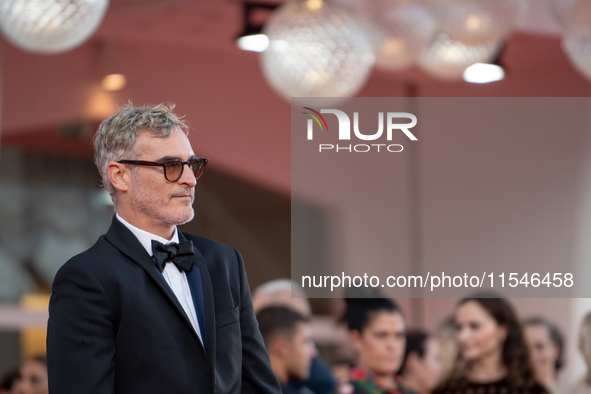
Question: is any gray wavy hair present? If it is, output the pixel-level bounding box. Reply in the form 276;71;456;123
93;103;189;198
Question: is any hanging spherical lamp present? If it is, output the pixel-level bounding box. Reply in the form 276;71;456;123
549;0;579;26
418;33;501;81
0;0;109;54
367;0;436;71
562;0;591;81
261;0;375;100
427;0;526;46
563;33;591;81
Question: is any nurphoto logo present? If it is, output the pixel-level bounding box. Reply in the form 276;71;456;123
302;107;418;153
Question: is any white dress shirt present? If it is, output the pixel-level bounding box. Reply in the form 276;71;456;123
116;214;203;343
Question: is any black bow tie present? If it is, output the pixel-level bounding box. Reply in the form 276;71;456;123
151;240;195;272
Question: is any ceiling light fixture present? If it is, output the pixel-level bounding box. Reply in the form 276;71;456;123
463;44;506;83
0;0;109;54
237;34;269;52
260;0;375;100
101;73;126;91
236;2;277;52
463;63;505;83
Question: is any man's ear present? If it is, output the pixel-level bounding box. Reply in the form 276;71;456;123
350;330;362;352
272;335;291;358
107;162;130;192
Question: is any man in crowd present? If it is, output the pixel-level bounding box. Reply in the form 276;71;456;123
253;279;338;393
257;306;318;394
46;103;280;393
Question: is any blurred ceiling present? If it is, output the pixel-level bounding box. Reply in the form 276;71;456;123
99;0;245;51
96;0;564;48
0;0;589;194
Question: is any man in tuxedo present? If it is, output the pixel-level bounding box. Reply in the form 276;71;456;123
46;103;281;394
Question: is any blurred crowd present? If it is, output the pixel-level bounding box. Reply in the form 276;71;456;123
252;280;591;394
0;355;47;394
3;280;591;394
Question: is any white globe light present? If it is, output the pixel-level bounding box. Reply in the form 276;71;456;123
562;1;591;81
261;0;375;100
563;0;591;34
427;0;526;46
562;33;591;81
549;0;579;26
418;33;501;81
367;0;437;71
0;0;109;54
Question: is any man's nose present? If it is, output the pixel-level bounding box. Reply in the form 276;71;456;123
386;338;397;350
178;163;197;187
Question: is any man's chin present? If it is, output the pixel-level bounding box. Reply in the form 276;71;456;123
173;209;195;226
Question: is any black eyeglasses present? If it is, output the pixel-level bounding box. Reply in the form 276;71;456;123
117;158;208;182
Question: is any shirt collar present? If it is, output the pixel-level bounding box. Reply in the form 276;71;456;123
116;213;179;257
349;367;407;392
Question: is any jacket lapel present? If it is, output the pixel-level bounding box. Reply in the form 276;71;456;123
103;216;201;344
200;258;216;372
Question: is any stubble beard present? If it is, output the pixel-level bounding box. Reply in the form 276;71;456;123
130;173;195;228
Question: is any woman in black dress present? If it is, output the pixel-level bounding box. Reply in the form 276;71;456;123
433;296;548;394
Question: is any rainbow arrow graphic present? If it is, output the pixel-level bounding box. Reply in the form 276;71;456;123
302;107;329;132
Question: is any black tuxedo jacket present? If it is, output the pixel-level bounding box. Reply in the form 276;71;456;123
47;216;280;394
